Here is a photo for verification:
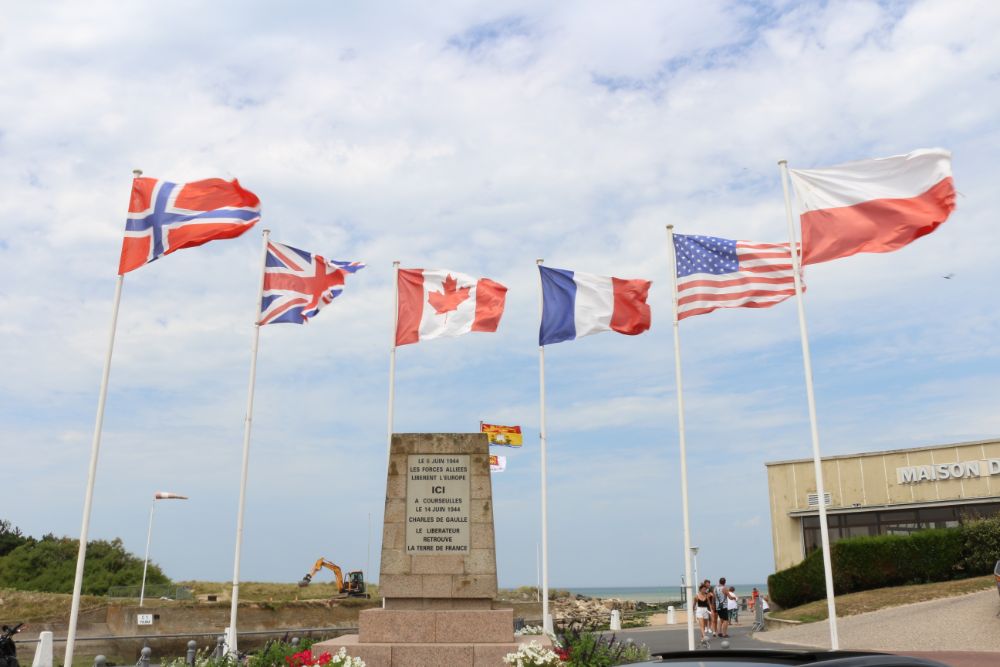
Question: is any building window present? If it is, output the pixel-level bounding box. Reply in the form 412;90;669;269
801;502;1000;556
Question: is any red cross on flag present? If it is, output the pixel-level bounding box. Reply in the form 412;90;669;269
259;241;365;325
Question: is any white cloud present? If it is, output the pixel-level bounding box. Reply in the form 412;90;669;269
1;0;998;588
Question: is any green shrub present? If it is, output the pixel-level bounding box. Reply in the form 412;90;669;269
0;534;169;595
0;520;29;558
960;516;1000;575
769;521;990;609
247;639;316;667
555;624;649;666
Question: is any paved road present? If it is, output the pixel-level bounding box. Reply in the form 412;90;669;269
611;621;812;654
611;608;1000;667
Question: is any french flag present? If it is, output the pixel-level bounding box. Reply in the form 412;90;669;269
790;148;956;265
538;266;652;346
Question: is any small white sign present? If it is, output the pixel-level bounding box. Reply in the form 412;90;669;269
137;613;154;626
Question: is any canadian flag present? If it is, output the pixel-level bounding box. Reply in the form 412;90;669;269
790;148;956;265
395;269;507;346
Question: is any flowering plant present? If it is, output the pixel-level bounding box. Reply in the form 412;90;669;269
514;624;547;636
285;648;365;667
502;640;563;666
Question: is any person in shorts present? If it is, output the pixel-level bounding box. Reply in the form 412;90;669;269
727;585;739;624
704;579;716;636
713;577;730;637
693;584;712;642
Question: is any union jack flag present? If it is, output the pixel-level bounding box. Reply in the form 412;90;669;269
259;241;364;325
119;177;260;274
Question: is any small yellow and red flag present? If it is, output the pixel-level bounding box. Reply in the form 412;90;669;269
480;422;522;447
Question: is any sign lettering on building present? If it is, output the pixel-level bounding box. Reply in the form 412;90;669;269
896;459;1000;484
405;454;470;554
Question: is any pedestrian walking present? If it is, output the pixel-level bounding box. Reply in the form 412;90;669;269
727;585;739;625
703;579;716;636
714;578;730;637
693;584;713;645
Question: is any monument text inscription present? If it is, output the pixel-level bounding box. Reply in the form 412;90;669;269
406;454;470;554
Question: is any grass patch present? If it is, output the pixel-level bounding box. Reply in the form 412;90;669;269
770;575;995;623
177;580;380;602
0;588;113;624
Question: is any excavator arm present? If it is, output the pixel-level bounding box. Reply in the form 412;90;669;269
298;558;344;591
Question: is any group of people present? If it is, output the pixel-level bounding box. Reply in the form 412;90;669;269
691;578;764;643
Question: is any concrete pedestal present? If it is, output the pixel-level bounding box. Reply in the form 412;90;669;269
319;434;541;666
312;608;541;666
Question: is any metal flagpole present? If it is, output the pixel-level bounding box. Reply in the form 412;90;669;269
226;228;271;656
536;542;541;603
64;274;124;666
536;259;551;634
63;168;139;667
779;160;840;649
387;261;400;461
665;226;696;651
139;499;156;607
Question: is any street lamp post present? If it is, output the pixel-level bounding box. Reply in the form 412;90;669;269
140;492;188;607
690;546;700;593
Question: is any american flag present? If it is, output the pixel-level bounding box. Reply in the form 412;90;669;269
119;177;260;274
672;233;799;321
258;241;364;325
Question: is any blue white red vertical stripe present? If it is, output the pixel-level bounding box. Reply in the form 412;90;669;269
538;266;651;345
258;241;364;325
672;234;797;321
119;177;260;274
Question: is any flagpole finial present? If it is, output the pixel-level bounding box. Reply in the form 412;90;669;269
778;159;788;166
393;260;400;268
132;169;143;178
263;228;270;234
667;224;674;231
536;258;544;265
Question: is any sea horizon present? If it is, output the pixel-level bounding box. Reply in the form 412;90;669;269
562;584;769;603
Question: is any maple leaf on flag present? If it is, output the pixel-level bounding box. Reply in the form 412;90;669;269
427;274;471;315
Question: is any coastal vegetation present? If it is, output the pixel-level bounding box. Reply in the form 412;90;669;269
768;515;1000;608
0;520;169;595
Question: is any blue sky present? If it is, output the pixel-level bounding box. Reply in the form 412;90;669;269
2;0;999;590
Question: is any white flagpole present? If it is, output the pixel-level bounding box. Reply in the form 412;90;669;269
536;259;551;634
63;168;139;667
665;226;696;651
536;542;541;603
387;261;400;460
779;160;840;649
226;228;271;656
139;499;156;607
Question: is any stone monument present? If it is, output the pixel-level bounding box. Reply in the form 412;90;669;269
313;433;533;666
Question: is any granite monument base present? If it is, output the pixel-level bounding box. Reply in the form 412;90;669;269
312;607;552;667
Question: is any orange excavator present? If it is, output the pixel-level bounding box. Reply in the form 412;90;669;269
298;558;368;598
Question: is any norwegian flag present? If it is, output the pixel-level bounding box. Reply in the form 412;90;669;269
258;240;364;325
119;176;260;274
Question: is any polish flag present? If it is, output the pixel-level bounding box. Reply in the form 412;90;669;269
395;269;507;346
538;266;651;346
790;148;955;265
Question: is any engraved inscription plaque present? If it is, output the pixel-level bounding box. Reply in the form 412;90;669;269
406;453;470;554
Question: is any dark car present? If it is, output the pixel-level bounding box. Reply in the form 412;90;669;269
629;649;950;666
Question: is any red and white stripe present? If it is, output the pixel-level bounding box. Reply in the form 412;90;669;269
677;242;797;320
790;148;955;265
154;491;188;500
